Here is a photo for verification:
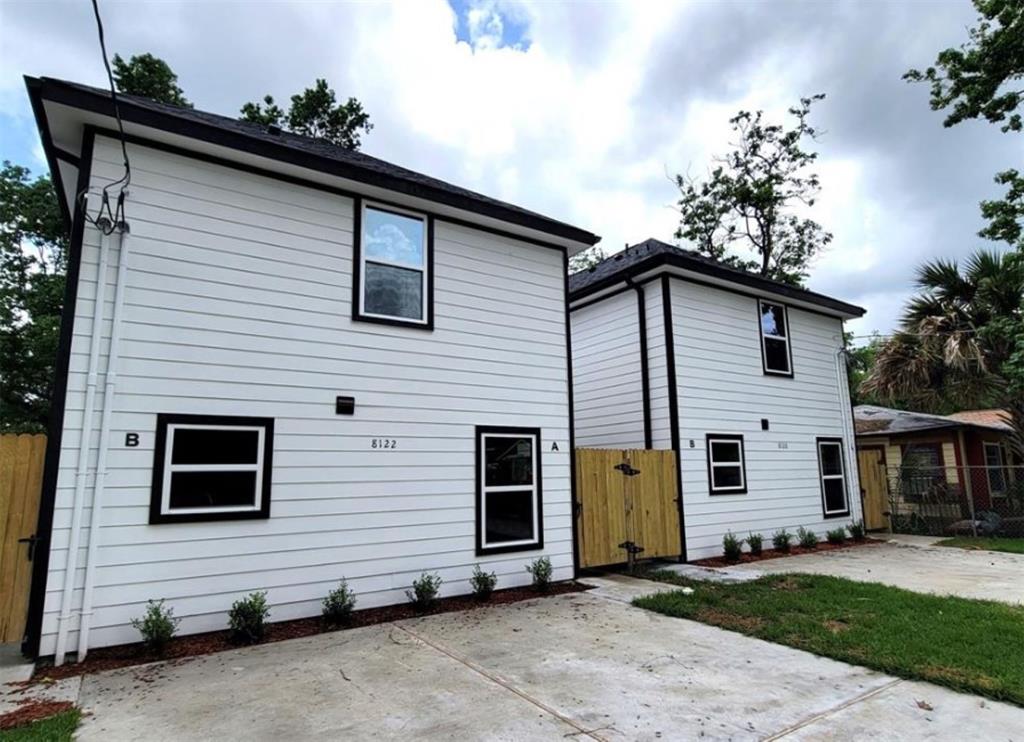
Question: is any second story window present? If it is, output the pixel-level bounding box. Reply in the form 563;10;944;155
758;300;792;376
354;201;433;329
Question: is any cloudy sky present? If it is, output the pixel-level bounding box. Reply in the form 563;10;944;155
1;0;1020;338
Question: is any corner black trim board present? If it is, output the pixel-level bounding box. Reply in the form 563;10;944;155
627;278;653;449
816;435;852;519
705;433;749;496
660;275;687;561
757;299;794;378
474;425;545;556
22;128;96;658
563;251;581;577
149;414;275;525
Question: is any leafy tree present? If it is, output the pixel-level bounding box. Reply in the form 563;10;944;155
112;52;191;107
240;79;373;150
674;94;831;286
568;245;607;274
0;163;66;431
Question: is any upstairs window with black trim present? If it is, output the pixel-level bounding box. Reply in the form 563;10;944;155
706;434;747;495
817;437;850;517
758;300;792;376
477;427;543;554
150;414;274;524
354;200;433;328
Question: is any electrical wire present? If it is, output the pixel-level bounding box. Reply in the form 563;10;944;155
77;0;131;236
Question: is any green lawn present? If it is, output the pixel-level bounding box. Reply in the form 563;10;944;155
0;710;80;742
935;537;1024;555
634;571;1024;706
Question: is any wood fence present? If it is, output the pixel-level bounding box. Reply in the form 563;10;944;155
0;434;46;643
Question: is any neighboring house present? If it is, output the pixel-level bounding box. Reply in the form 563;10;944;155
854;405;1021;530
24;76;599;661
569;239;866;561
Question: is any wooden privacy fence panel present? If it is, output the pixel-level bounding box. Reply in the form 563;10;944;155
0;434;46;643
575;448;680;568
857;448;888;531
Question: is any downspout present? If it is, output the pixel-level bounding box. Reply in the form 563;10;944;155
77;222;131;661
54;218;111;666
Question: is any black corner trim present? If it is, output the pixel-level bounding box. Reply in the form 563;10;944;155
475;425;545;556
627;278;653;449
705;433;749;496
149;414;275;525
757;299;795;378
661;275;687;561
816;435;852;519
563;251;581;578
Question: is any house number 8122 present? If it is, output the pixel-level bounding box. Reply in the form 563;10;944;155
371;439;397;449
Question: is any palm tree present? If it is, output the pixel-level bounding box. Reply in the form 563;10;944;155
861;249;1024;455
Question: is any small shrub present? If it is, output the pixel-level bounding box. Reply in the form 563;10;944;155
826;528;846;545
772;528;792;552
322;579;356;626
470;564;497;600
129;599;180;653
847;520;866;541
797;527;819;549
406;572;443;612
722;531;744;562
229;591;270;645
747;532;763;556
526;557;553;592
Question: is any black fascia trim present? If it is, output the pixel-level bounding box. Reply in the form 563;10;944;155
571;252;865;318
22;128;96;658
661;275;687;561
475;425;545;556
35;78;599;246
627;278;653;449
149;414;275;525
705;433;749;496
816;436;852;519
25;77;72;233
350;197;435;331
757;299;795;378
563;250;581;577
52;146;81;167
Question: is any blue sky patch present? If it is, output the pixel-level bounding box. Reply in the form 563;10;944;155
449;0;530;50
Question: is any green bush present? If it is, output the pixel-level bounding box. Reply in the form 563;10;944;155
772;529;793;552
722;531;744;562
470;564;497;600
406;572;443;612
229;591;270;644
322;579;356;626
129;599;180;653
797;527;819;549
747;532;763;556
526;557;553;591
848;520;866;541
826;528;847;545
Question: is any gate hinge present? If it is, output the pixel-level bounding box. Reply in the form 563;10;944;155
618;541;645;556
18;534;41;561
614;463;641;477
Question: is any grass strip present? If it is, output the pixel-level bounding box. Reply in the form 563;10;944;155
935;537;1024;555
0;709;80;741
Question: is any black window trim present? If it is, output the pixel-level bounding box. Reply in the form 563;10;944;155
352;196;435;331
816;436;851;519
150;413;275;524
475;425;544;555
757;299;794;378
706;433;748;495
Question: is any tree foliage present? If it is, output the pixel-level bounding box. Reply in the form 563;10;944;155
240;79;373;150
112;52;191;107
568;245;607;274
674;94;831;286
0;163;67;431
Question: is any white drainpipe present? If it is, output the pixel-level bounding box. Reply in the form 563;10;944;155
77;223;131;661
54;218;111;666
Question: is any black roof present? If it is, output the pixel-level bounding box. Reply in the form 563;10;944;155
570;238;865;317
27;76;599;246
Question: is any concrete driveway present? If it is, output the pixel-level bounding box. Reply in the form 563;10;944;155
71;576;1022;741
727;538;1024;604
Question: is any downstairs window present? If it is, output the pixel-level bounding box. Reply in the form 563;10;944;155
476;427;543;554
817;437;850;517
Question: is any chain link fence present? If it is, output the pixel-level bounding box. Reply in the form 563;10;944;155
885;465;1024;537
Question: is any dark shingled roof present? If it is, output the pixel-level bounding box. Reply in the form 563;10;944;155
28;76;599;246
569;238;865;317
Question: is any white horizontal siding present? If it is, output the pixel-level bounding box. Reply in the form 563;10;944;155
42;135;573;655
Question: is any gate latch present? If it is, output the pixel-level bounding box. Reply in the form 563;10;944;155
614;463;641;477
18;534;41;561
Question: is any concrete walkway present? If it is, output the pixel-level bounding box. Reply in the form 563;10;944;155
64;576;1021;741
727;539;1024;604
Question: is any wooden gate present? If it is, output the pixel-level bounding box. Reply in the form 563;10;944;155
857;447;889;531
575;448;680;568
0;434;46;643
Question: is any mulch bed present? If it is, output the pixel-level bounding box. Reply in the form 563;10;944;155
0;699;75;731
33;581;590;682
690;537;881;568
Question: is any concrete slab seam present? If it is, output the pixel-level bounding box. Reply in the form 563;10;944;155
761;678;904;741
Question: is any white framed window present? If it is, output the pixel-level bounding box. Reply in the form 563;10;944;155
758;299;792;376
477;427;543;554
706;434;747;494
817;437;850;517
354;200;432;328
150;414;274;524
984;442;1008;496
